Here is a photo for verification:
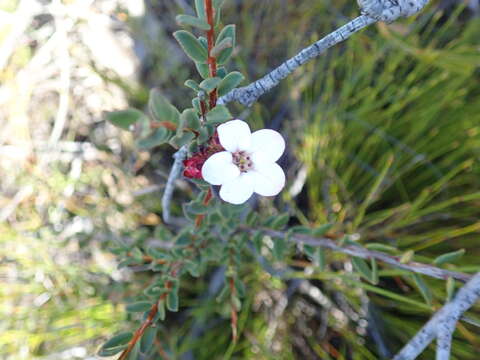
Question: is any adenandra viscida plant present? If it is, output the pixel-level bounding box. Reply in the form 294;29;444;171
101;1;480;359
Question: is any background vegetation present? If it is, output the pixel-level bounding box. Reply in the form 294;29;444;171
1;0;479;359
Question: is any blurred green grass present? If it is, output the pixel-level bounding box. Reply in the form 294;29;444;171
1;0;479;359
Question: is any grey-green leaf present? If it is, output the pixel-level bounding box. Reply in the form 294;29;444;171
206;105;232;124
176;14;210;30
106;108;144;130
98;332;132;357
211;37;232;57
173;30;208;63
217;71;244;96
182;109;201;130
136;128;171;149
148;88;180;124
185;79;201;92
433;249;465;265
195;62;210;79
126;301;152;313
199;77;221;93
215;25;235;65
167;291;179;312
140;327;157;354
169;132;195;148
194;0;205;19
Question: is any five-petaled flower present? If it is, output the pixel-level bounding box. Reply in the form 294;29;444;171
201;119;286;204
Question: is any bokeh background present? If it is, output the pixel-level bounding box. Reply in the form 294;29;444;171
1;0;480;359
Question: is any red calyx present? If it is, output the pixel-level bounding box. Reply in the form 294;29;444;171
183;131;224;180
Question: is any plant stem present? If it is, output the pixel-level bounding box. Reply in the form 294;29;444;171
117;266;180;360
244;227;471;283
195;187;213;227
204;0;218;108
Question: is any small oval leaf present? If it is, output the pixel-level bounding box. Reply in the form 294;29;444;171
217;71;245;96
173;30;208;63
215;25;235;65
176;14;210;30
106;109;144;130
126;301;152;313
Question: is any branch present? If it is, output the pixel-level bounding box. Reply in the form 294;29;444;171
218;0;430;107
161;146;187;224
393;272;480;360
246;227;471;283
218;15;375;107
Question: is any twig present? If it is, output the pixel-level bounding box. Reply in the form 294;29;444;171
117;263;181;360
245;227;471;283
204;0;218;108
161;146;187;224
218;15;375;107
218;0;430;107
393;272;480;360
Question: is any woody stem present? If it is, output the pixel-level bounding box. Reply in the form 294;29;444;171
204;0;217;108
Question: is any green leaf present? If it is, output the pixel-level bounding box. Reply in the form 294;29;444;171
271;213;290;230
140;327;157;354
169;132;195;149
136;128;171;149
148;88;180;124
199;77;221;93
185;200;209;215
173;30;208;63
211;37;232;57
433;249;465;265
195;62;210;79
130;247;143;262
352;257;376;284
412;274;432;306
194;0;206;19
182;109;201;131
167;291;179;312
106;108;144;130
312;223;333;237
98;332;132;357
126;301;152;313
206;105;232;124
213;0;226;9
157;301;166;321
127;341;140;360
217;66;227;78
185;79;201;92
192;97;201;113
217;71;245;96
176;14;210;30
215;25;235;65
272;236;286;261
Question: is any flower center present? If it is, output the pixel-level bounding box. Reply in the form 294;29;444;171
232;151;253;173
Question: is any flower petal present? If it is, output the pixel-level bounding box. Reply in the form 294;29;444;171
201;151;240;185
250;129;285;164
219;172;255;204
251;162;285;196
217;119;252;152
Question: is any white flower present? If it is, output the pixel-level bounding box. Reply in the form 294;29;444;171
201;119;286;204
